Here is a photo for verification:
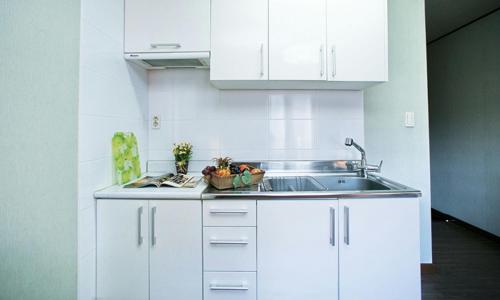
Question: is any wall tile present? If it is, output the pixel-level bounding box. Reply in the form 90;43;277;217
78;249;96;300
269;92;314;119
78;1;149;299
269;120;314;150
219;91;269;120
78;206;95;258
148;69;364;166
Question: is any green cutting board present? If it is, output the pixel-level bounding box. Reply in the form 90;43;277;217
112;132;141;184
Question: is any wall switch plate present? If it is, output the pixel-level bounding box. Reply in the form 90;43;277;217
405;112;415;128
152;115;161;129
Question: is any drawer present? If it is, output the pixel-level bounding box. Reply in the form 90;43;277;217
203;227;256;271
204;272;256;300
203;200;256;227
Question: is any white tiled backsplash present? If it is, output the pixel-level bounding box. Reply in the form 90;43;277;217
149;69;365;170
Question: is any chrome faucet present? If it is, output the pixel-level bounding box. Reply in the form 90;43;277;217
344;138;383;178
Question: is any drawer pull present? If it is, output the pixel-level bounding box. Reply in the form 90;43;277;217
209;208;249;214
209;239;249;245
209;283;249;291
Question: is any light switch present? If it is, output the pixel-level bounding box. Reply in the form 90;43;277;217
405;112;415;128
152;115;161;129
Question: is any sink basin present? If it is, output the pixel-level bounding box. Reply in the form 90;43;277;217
313;176;391;191
263;176;327;192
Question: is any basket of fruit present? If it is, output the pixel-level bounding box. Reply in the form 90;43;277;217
202;157;265;190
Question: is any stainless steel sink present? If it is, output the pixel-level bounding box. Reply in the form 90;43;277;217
263;176;327;192
313;176;391;191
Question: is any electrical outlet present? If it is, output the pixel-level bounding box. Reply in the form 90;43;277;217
152;115;161;129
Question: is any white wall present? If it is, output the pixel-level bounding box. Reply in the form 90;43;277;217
148;69;365;170
0;1;80;299
78;0;149;298
364;0;432;263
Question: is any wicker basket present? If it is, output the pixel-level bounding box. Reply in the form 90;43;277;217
205;170;265;190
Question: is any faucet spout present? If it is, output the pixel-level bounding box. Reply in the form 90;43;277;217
345;138;376;178
345;138;366;165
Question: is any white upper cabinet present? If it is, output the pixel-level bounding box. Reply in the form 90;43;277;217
211;0;268;80
327;0;388;82
269;0;327;80
125;0;210;53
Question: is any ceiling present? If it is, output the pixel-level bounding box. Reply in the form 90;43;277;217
425;0;500;42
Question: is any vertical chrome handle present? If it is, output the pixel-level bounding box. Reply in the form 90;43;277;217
320;45;324;77
344;206;350;245
331;46;337;77
150;43;181;49
330;207;335;246
138;206;144;245
151;206;157;246
260;43;264;77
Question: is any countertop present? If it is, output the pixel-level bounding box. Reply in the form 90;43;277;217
94;174;208;200
94;172;421;200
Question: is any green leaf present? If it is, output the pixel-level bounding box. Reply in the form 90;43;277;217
241;170;252;185
232;175;241;189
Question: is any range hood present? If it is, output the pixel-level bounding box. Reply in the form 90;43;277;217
124;52;210;69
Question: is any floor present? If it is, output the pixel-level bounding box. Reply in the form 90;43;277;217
422;214;500;299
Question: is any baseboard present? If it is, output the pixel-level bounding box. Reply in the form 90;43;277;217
431;208;500;242
421;263;436;274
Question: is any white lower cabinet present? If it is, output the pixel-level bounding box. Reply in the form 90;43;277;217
97;197;420;300
149;201;202;300
97;200;149;300
257;198;421;300
339;198;421;300
258;200;339;300
204;272;257;300
203;227;257;272
97;199;202;300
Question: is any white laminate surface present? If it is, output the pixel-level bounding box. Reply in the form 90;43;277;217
94;174;208;200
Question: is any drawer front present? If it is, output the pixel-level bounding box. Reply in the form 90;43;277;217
203;200;256;227
204;272;256;300
204;227;256;271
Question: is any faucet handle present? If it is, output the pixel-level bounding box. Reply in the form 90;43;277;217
366;160;383;173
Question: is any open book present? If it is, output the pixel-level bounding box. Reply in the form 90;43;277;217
124;173;198;188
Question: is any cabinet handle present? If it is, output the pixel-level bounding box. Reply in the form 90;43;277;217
260;43;265;77
320;45;325;77
331;45;337;77
330;207;335;246
209;284;249;291
151;206;157;246
344;206;350;245
138;206;144;245
209;208;248;214
150;43;181;49
209;239;249;245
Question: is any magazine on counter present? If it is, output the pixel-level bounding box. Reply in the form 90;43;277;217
124;173;198;188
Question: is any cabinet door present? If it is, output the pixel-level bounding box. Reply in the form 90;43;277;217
327;0;388;82
257;200;339;300
97;200;149;300
339;198;421;300
125;0;210;53
211;0;268;80
149;200;202;300
269;0;327;80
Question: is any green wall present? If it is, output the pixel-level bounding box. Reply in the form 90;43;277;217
428;11;500;236
364;0;432;262
0;1;80;299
